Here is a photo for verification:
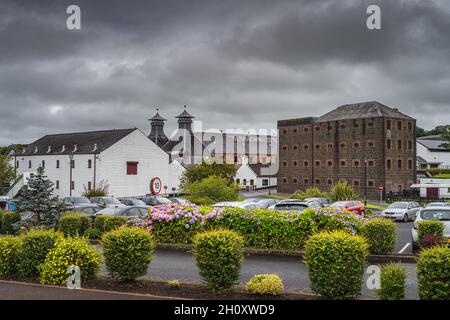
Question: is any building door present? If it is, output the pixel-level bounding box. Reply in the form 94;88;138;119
426;187;439;199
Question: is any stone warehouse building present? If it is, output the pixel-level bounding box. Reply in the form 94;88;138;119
277;101;417;199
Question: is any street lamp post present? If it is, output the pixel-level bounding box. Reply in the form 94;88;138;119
364;156;368;205
69;153;73;197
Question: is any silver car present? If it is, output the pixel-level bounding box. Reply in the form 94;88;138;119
381;201;421;222
411;207;450;253
271;201;320;212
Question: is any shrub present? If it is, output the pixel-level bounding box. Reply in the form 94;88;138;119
378;263;408;300
290;187;328;200
58;213;91;237
330;181;358;202
417;246;450;300
305;231;369;299
93;215;127;233
84;227;102;240
184;196;215;205
193;229;244;291
39;237;100;285
1;211;21;235
0;236;22;276
418;221;444;248
361;219;396;255
102;227;155;281
82;180;109;198
183;176;239;202
245;274;284;296
168;279;181;288
18;229;62;277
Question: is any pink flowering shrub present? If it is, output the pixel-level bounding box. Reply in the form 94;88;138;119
129;203;366;250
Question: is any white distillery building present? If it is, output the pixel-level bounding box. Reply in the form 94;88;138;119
417;136;450;169
411;178;450;199
234;157;277;190
13;128;185;198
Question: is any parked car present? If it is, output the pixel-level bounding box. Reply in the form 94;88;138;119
304;198;330;207
90;197;127;208
237;202;260;210
329;201;365;215
254;198;279;209
411;207;450;253
63;196;91;207
425;202;446;208
71;205;102;216
271;201;320;212
380;201;421;222
171;197;191;204
119;198;150;207
142;196;172;206
212;201;241;208
95;206;149;218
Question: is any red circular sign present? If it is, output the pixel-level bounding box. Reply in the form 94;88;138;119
150;177;162;195
377;186;384;191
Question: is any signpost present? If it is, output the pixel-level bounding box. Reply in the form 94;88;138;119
377;185;384;204
150;177;162;195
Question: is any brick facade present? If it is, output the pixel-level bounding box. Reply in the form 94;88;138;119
277;102;416;199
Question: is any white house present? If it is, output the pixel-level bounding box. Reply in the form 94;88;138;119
234;157;277;190
13;128;184;198
417;137;450;169
411;178;450;199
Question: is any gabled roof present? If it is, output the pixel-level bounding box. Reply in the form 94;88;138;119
18;128;137;156
248;163;277;177
417;139;449;152
316;101;415;122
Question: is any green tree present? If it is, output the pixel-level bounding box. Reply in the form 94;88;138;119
415;126;427;138
15;166;65;226
0;155;16;192
184;175;239;202
180;162;237;189
440;126;450;150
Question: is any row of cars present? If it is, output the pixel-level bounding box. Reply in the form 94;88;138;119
63;196;190;218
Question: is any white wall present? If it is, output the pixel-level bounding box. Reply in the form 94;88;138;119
417;142;450;167
235;163;277;189
418;178;450;199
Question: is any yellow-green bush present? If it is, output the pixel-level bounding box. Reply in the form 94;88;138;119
417;246;450;300
39;237;100;285
361;219;396;254
93;215;127;233
1;211;21;235
245;274;284;296
305;231;369;300
102;227;155;281
58;213;91;237
0;236;22;276
193;229;244;291
378;263;408;300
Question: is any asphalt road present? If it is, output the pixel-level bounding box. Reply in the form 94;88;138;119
132;250;419;300
0;280;168;300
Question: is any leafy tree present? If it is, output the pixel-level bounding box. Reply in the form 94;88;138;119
0;144;27;156
15;166;65;227
440;126;450;150
290;187;328;199
415;126;427;138
183;176;239;203
180;162;237;189
0;155;16;192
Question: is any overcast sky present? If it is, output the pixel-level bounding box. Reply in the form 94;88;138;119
1;0;449;145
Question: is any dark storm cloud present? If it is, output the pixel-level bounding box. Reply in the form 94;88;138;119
0;0;450;145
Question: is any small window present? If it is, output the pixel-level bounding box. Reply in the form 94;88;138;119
315;179;320;185
315;125;321;132
293;128;298;134
387;159;392;170
262;179;268;186
236;179;240;184
353;142;360;148
292;145;298;151
340;142;347;148
71;181;75;190
353;180;360;186
282;178;288;184
327;179;333;185
293;178;298;184
315;144;320;150
408;159;413;170
387;120;391;130
304;178;309;185
282;129;287;135
368;160;375;167
88;159;92;169
56;180;60;189
293;161;298;167
56;160;60;168
282;145;288;151
397;159;402;169
304;161;309;167
397;140;402;150
408;122;412;131
250;179;254;186
127;161;138;175
16;161;19;168
387;139;392;149
28;160;32;169
327;160;333;167
340;160;347;167
303;144;309;151
315;160;321;167
408;140;413;150
88;181;92;190
327;143;333;149
368;180;375;187
304;127;309;133
353;160;360;167
368;141;375;148
42;160;45;168
397;121;402;130
282;161;288;167
368;121;374;127
71;160;75;169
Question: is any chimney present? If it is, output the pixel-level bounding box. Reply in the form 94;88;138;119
148;108;169;147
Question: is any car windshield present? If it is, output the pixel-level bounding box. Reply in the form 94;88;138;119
156;197;171;204
241;198;259;204
420;209;450;221
131;199;146;206
104;198;122;204
275;203;308;211
426;203;444;207
331;202;349;207
388;203;408;209
99;207;127;215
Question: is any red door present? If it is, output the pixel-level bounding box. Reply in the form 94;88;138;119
426;188;439;199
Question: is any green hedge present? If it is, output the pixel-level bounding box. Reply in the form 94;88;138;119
193;229;244;291
93;215;127;233
378;263;408;300
102;227;155;281
18;229;63;277
39;237;100;285
418;221;445;248
1;211;21;235
58;213;91;237
147;206;364;251
417;246;450;300
361;219;396;255
245;274;284;296
0;236;22;276
305;231;369;300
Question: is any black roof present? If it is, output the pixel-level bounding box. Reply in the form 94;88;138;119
248;163;277;177
175;106;195;119
18;128;137;156
149;110;167;121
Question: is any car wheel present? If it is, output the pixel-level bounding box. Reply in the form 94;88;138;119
412;242;420;254
403;214;409;223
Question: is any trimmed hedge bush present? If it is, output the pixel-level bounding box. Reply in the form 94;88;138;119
245;274;284;296
361;219;396;254
305;231;369;300
18;229;63;277
378;263;408;300
139;204;365;251
193;229;244;291
0;236;22;276
84;227;102;240
39;237;100;285
1;211;21;235
418;221;444;248
102;227;155;281
417;246;450;300
94;215;127;233
58;213;91;237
